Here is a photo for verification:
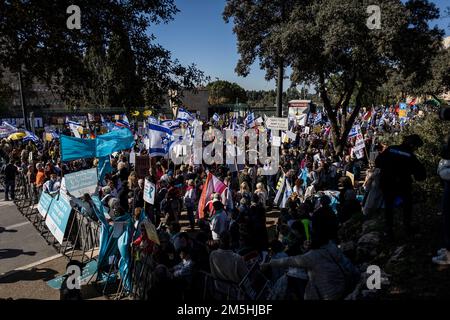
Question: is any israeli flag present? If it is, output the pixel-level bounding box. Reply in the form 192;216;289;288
177;108;195;124
148;123;173;157
2;121;18;133
245;112;256;128
212;113;220;122
347;125;359;139
67;120;83;138
314;112;322;125
161;119;181;130
123;115;130;126
148;116;159;125
23;130;40;143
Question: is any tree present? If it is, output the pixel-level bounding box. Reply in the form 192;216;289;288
223;0;298;117
285;0;443;154
0;1;207;113
207;80;247;105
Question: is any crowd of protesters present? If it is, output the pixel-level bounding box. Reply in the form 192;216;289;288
2;103;449;301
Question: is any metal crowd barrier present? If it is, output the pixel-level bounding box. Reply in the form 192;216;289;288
5;172;100;264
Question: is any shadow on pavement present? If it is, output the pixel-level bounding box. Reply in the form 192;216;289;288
0;267;58;284
0;249;36;260
0;227;18;234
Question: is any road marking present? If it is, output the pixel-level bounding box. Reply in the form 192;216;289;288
3;221;30;230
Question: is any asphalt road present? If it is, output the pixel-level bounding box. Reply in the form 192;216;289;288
0;200;57;276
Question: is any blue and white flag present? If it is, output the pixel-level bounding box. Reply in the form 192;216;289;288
44;126;60;139
245;112;256;128
212;113;220;123
147;116;159;125
23;130;40;144
67;120;83;138
0;121;18;138
147;123;173;157
161;119;181;131
177;108;195;124
347;125;360;139
314;112;322;125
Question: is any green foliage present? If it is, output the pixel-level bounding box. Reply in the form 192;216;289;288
0;1;207;111
224;0;444;154
382;112;450;201
206;80;247;105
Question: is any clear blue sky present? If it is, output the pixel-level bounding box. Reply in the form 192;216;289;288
152;0;450;91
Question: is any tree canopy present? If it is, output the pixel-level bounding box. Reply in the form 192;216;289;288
0;0;208;111
225;0;445;154
206;80;247;105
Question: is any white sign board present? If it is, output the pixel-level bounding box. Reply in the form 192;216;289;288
144;179;156;205
63;168;98;198
286;130;297;141
265;117;289;131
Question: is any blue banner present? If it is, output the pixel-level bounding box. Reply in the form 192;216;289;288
37;192;53;218
60;135;96;161
96;128;135;158
98;156;112;183
45;193;72;244
60;128;135;161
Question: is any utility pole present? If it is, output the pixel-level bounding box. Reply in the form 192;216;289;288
18;68;29;130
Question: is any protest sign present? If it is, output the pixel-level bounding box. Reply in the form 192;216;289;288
286;130;297;141
265;117;289;131
304;126;310;134
135;155;150;178
313;153;321;163
346;171;355;187
144;179;156;204
355;148;365;159
143;219;160;245
45;193;72;244
63;168;98;198
272;136;281;147
37;192;53;218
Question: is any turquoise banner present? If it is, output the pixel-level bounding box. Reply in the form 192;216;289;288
60;128;135;162
45;193;72;245
37;192;53;218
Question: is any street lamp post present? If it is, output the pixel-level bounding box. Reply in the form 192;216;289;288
18;68;29;130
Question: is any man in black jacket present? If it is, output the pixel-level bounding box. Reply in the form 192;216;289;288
4;160;18;201
375;134;426;239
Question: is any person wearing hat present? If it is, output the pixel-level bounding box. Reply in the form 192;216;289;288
375;134;426;239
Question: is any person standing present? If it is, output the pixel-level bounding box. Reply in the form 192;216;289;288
375;134;426;239
184;179;197;230
433;139;450;265
4;160;18;201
